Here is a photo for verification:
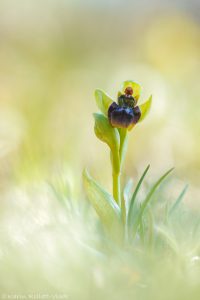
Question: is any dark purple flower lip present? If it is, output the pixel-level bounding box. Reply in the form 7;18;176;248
108;102;141;129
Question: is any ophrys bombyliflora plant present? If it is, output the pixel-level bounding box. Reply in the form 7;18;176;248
83;80;173;244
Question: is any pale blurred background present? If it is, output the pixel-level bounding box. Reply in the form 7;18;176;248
0;1;200;297
0;0;199;202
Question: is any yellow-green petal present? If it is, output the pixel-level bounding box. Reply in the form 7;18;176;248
95;89;113;116
138;95;152;123
120;80;141;101
127;123;136;131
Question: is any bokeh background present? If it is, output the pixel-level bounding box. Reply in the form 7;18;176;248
0;0;200;296
0;0;200;193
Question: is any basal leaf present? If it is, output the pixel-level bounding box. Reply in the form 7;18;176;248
95;89;113;116
139;95;152;122
83;169;123;242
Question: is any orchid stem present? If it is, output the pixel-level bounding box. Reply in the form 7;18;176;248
119;129;128;164
112;129;128;208
111;148;121;205
113;171;121;205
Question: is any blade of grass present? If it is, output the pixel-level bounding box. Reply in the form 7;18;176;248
156;226;179;255
164;201;170;225
127;165;150;228
123;179;133;215
192;218;200;239
147;209;154;250
168;184;188;216
139;216;145;245
48;182;74;212
131;168;174;239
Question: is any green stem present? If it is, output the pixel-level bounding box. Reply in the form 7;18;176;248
113;172;121;205
119;129;128;164
119;129;128;214
111;148;121;205
111;129;128;207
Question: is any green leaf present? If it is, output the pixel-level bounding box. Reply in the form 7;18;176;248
83;169;123;242
94;113;120;174
139;95;152;122
168;184;188;216
131;168;174;239
94;113;120;150
95;89;113;116
127;165;150;229
93;113;120;173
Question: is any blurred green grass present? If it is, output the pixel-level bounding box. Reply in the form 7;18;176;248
0;169;200;300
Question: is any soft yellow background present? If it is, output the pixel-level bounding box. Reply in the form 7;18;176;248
0;0;199;204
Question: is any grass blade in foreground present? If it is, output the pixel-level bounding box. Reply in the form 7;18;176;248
123;179;133;214
130;168;174;240
127;165;150;228
168;184;188;217
156;226;179;255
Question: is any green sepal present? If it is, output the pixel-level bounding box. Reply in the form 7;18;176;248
138;95;152;123
95;89;113;116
